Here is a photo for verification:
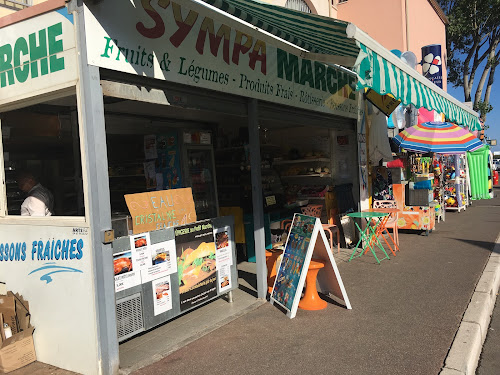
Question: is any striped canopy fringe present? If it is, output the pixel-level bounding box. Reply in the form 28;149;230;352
201;0;360;58
354;43;481;131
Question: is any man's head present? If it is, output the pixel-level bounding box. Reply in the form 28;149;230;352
17;172;37;193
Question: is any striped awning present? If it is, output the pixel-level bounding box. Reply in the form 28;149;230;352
199;0;481;131
201;0;360;66
352;41;481;131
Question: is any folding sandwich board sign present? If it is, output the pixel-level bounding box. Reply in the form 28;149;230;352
270;214;351;319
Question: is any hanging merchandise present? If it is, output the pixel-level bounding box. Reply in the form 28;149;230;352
432;156;445;222
441;154;469;212
369;108;393;163
372;167;393;201
405;105;419;128
467;145;490;200
388;104;406;130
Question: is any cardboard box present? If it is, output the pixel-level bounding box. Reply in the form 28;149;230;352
0;290;35;373
0;295;17;336
0;326;36;373
0;292;30;336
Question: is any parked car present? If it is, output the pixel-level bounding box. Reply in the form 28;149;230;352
493;160;500;171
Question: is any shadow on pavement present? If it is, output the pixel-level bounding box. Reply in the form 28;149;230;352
238;284;258;298
237;269;258;297
451;238;499;254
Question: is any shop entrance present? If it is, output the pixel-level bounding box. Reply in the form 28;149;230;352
98;77;359;369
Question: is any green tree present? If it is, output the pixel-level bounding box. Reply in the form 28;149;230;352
437;0;500;122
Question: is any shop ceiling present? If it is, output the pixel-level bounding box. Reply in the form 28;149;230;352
198;0;481;131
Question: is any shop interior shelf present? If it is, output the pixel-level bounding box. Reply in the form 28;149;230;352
7;198;24;202
109;174;145;178
216;144;279;152
216;163;243;168
281;174;331;178
273;158;330;165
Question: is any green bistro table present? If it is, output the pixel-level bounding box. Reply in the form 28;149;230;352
346;211;390;265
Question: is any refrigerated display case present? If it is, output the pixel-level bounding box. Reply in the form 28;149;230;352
183;145;219;220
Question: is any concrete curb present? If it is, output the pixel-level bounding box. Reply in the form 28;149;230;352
440;235;500;375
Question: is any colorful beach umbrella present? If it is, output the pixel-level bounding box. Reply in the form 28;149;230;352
392;121;484;154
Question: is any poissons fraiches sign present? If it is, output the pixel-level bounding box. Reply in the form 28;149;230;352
0;8;77;106
83;0;357;118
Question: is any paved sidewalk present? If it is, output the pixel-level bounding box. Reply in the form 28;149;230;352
132;192;500;375
10;191;500;375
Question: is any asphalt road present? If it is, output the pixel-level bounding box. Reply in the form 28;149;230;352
132;190;500;375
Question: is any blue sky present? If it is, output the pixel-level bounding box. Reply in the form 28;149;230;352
446;74;500;153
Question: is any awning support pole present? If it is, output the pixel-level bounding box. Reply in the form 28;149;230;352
248;98;267;300
74;3;119;374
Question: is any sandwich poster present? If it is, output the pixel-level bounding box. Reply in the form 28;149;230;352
175;220;217;311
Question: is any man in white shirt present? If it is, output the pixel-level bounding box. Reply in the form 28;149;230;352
17;172;54;216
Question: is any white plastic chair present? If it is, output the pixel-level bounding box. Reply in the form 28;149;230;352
372;200;399;245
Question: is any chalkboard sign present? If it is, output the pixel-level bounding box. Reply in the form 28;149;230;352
125;188;196;234
270;214;351;318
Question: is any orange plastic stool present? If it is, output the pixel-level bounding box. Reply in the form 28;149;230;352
266;249;283;293
298;259;327;310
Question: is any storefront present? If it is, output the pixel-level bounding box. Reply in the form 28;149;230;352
0;0;482;374
0;0;365;373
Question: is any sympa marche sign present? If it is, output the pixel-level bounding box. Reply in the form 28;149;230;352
0;8;78;107
83;0;357;119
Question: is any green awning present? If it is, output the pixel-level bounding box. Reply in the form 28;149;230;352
199;0;481;131
352;40;481;131
202;0;359;62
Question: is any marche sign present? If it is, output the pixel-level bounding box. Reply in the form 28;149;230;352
270;214;351;319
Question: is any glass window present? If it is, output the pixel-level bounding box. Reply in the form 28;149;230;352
1;97;84;217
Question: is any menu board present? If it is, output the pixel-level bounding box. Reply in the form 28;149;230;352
270;214;351;318
175;220;217;311
125;188;196;234
271;215;316;313
214;226;234;293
